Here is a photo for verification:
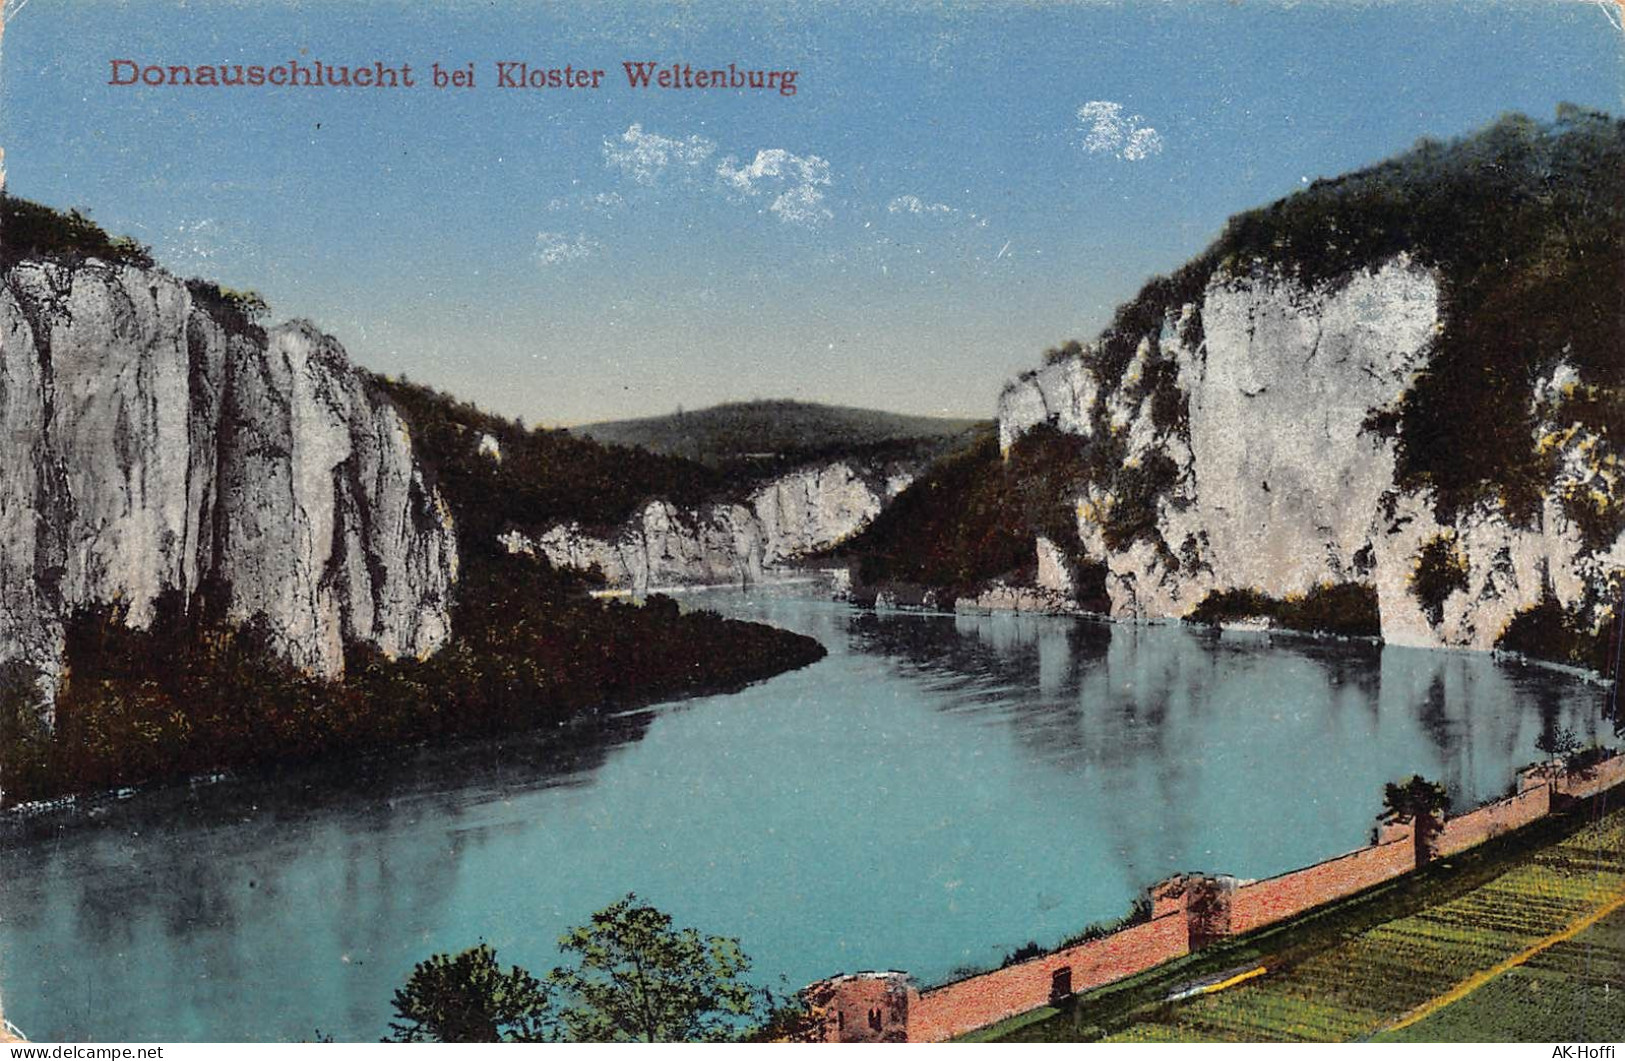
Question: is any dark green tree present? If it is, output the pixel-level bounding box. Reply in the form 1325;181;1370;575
1382;775;1452;864
547;893;763;1042
386;943;553;1043
1536;727;1582;772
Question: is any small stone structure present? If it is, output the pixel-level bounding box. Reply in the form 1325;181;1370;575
806;752;1625;1042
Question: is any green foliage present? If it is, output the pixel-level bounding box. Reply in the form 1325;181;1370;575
1;195;155;267
369;373;725;544
846;425;1108;597
1099;452;1180;555
547;893;764;1043
1090;265;1210;402
0;663;53;799
1494;596;1613;674
0;564;826;805
0;355;836;806
1213;109;1625;534
185;278;269;334
1561;744;1615;777
1057;893;1154;950
748;996;829;1043
387;944;553;1043
847;428;1029;591
1535;727;1582;770
1042;339;1085;367
1381;774;1451;825
1410;534;1469;627
1187;583;1381;638
1002;941;1044;967
846;418;1168;598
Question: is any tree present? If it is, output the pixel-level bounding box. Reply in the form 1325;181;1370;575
386;943;553;1043
1536;727;1582;778
1537;728;1612;782
547;893;764;1042
1382;774;1451;864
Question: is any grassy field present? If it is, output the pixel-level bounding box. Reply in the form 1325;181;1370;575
1379;902;1625;1042
999;801;1625;1043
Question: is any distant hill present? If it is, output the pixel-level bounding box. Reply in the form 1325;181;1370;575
574;400;988;468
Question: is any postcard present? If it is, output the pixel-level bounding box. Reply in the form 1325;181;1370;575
0;0;1622;1047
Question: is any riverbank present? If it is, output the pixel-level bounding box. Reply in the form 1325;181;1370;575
841;572;1619;690
0;574;826;812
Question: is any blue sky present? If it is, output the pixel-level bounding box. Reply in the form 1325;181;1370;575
2;0;1621;424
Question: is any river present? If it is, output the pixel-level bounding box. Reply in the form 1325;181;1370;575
0;585;1608;1041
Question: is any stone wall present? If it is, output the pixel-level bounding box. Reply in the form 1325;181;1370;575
906;912;1190;1044
1229;827;1416;936
1434;774;1553;858
808;751;1622;1042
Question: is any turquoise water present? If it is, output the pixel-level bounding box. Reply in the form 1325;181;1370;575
0;587;1608;1041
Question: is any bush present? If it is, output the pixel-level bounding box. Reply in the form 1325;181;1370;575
387;944;552;1043
1;195;155;267
369;373;727;545
1495;596;1613;674
1057;893;1154;950
1411;534;1470;627
186;278;269;334
1187;583;1381;638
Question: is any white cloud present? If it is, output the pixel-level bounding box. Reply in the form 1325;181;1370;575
887;194;955;216
534;231;602;266
1076;101;1164;161
548;191;627;215
770;184;834;227
603;123;716;185
598;124;836;228
717;148;834;226
717;148;830;194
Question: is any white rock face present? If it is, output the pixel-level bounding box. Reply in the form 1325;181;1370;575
997;356;1097;454
509;461;911;593
1034;535;1075;596
996;255;1625;653
0;259;458;712
1185;259;1437;602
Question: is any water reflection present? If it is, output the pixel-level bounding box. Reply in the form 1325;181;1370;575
0;589;1607;1041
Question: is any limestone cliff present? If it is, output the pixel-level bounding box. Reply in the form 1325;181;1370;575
995;254;1624;653
503;460;913;592
0;257;458;712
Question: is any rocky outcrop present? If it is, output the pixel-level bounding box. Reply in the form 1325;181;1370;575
996;254;1625;652
0;257;458;714
504;461;912;592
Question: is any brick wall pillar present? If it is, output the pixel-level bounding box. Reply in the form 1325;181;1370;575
1151;873;1238;951
804;972;915;1042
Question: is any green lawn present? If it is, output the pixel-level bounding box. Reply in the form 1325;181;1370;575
999;802;1625;1043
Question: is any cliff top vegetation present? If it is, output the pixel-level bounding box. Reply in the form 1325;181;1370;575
369;373;727;549
857;107;1624;615
1063;105;1624;536
0;195;155;268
